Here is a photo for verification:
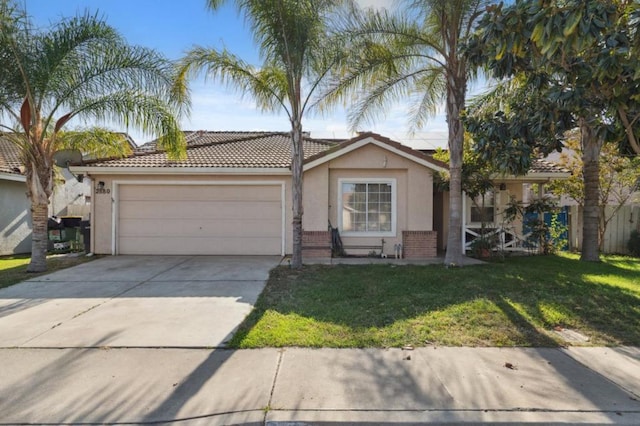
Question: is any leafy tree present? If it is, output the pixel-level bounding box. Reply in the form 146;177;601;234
0;0;186;272
548;131;640;250
176;0;344;268
432;134;494;220
464;0;640;261
323;0;493;266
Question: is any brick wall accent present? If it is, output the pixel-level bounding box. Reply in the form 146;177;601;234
402;231;438;259
302;230;332;257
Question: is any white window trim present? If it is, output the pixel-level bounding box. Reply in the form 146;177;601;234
338;178;397;237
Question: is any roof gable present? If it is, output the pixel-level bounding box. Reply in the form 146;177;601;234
303;132;448;172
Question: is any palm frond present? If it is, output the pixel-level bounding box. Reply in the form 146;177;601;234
178;46;291;117
348;67;439;132
407;69;447;132
69;92;186;160
56;127;133;159
0;4;187;158
322;1;467;131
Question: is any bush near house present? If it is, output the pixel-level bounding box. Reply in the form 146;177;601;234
629;230;640;257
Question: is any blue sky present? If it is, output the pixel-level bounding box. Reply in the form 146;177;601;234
25;0;450;148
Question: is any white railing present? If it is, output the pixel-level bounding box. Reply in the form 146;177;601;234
464;225;539;253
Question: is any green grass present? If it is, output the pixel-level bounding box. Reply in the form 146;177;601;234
0;254;97;290
229;253;640;348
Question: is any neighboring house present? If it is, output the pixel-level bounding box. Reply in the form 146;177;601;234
429;157;571;254
0;135;92;255
71;131;448;258
0;137;31;255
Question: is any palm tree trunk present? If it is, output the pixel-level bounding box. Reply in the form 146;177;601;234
290;118;304;269
25;143;54;273
444;74;466;266
27;201;49;272
579;119;601;262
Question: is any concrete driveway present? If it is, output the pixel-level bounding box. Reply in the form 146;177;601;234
0;255;280;348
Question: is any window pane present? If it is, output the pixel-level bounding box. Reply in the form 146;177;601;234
342;183;355;194
471;207;494;223
342;181;393;233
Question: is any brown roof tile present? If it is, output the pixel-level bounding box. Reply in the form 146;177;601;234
0;135;24;175
530;158;570;174
85;131;338;168
420;147;569;175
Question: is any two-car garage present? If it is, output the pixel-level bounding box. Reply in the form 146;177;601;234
115;183;285;255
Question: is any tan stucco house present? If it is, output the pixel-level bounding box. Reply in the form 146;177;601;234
71;131;447;259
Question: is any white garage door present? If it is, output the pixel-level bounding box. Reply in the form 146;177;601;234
117;184;283;255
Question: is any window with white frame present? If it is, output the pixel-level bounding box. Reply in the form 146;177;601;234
470;191;495;223
339;180;395;235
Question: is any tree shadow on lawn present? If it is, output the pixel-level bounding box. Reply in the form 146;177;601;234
231;255;640;347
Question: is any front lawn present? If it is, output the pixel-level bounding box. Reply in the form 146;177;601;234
230;253;640;348
0;254;97;290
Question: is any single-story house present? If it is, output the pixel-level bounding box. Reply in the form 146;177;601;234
71;131;448;258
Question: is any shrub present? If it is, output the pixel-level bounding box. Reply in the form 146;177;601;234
629;230;640;257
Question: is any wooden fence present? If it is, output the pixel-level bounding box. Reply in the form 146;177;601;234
569;205;640;254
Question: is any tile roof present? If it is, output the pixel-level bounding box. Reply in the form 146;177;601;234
419;149;569;175
84;131;339;168
0;135;24;175
530;158;570;174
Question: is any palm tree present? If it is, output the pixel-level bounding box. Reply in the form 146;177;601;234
0;0;187;272
176;0;344;268
325;0;491;266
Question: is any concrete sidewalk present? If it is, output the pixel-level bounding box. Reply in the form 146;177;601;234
1;346;639;425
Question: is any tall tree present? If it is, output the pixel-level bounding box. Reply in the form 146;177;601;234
548;132;640;250
0;0;187;272
323;0;492;266
465;0;640;261
176;0;344;268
